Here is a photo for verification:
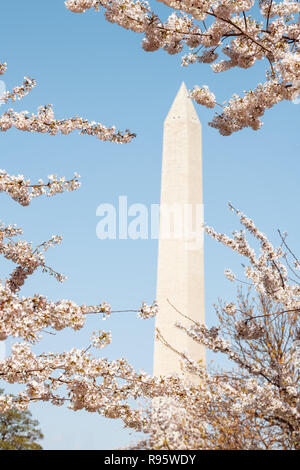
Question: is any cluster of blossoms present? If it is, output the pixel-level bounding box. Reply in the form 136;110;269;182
0;76;36;104
90;330;112;348
0;62;7;75
64;0;100;12
209;79;295;135
224;268;235;281
189;85;217;108
100;301;112;319
138;300;158;319
224;301;236;315
0;169;81;206
65;0;300;135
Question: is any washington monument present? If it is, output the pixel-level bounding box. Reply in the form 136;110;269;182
153;82;205;379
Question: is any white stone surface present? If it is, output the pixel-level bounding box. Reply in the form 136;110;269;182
153;82;205;380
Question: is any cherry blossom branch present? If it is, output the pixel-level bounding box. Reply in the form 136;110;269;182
0;170;81;206
0;105;135;143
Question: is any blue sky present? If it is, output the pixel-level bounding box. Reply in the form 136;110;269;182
0;1;299;449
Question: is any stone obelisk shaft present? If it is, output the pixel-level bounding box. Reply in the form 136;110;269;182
153;82;205;379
